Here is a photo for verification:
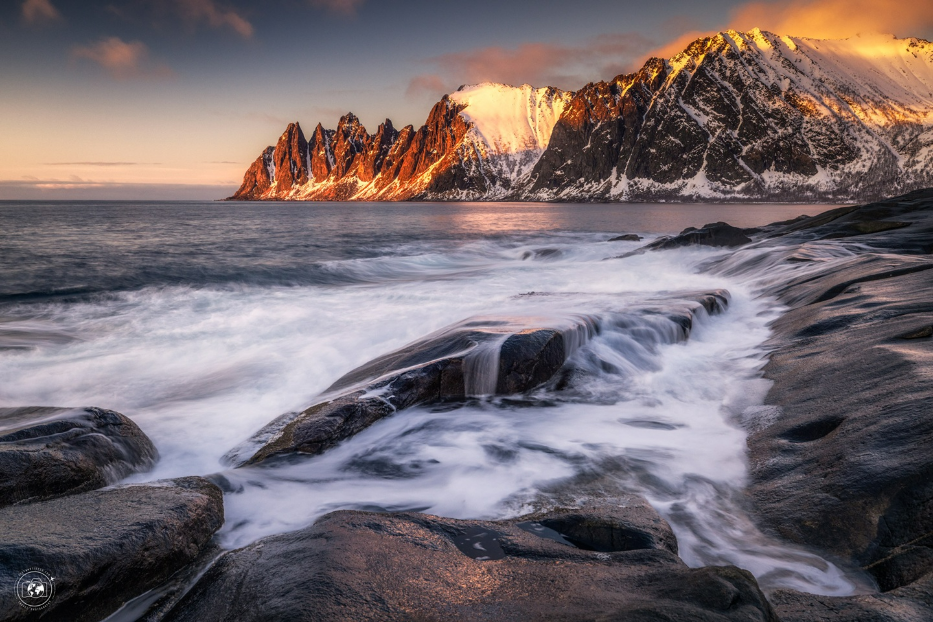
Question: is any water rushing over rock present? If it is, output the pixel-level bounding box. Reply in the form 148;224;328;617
0;200;868;603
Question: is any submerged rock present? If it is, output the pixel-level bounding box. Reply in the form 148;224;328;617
165;500;776;622
228;294;729;467
0;407;158;507
608;234;643;242
0;476;224;622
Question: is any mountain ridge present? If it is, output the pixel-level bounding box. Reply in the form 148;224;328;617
229;29;933;202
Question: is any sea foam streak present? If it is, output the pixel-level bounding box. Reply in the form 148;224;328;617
0;230;865;595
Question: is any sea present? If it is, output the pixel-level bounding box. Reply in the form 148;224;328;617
0;200;870;596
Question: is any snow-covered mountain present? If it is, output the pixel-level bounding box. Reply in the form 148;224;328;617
230;29;933;202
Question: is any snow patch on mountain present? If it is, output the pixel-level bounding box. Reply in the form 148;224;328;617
449;83;573;186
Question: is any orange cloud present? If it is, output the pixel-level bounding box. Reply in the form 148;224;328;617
406;74;447;98
21;0;61;24
729;0;933;39
408;33;654;96
640;0;933;64
71;37;172;80
174;0;254;38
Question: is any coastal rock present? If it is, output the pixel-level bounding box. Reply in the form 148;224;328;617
228;318;572;466
165;501;776;622
645;222;753;251
0;476;224;622
496;328;565;394
608;234;642;242
766;187;933;255
229;294;728;467
0;406;158;507
769;572;933;622
746;193;933;592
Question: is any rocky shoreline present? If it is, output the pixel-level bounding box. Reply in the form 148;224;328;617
1;189;931;620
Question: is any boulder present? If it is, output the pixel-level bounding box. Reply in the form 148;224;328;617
645;222;752;251
228;294;728;467
165;501;776;622
608;234;643;242
225;318;581;466
0;407;158;507
0;476;224;622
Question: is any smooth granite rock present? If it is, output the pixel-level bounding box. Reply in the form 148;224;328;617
0;406;158;507
0;476;224;622
742;191;933;598
227;294;729;467
165;501;776;622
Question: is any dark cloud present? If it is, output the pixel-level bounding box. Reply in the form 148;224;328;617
21;0;62;25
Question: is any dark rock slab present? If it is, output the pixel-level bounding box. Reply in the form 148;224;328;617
769;571;933;622
0;406;158;507
646;222;753;251
0;476;224;622
608;234;643;242
165;503;776;622
229;294;729;467
496;329;565;395
747;206;933;592
227;318;578;466
765;188;933;255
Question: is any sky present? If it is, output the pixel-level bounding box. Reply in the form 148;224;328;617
2;0;932;200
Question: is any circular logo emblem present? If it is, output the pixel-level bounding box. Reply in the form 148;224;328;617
15;569;54;610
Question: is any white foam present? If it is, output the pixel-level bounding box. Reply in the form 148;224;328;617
0;231;864;596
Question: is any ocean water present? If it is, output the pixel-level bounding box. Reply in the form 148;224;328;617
0;200;868;596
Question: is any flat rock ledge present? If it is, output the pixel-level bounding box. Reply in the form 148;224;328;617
165;497;776;622
730;189;933;620
0;476;224;622
226;291;730;467
0;406;158;507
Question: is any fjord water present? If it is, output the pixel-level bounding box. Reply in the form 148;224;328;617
0;201;863;595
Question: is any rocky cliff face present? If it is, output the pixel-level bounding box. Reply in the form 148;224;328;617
230;29;933;202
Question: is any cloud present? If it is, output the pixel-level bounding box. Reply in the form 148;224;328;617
174;0;254;38
21;0;62;24
71;37;172;79
728;0;933;40
309;0;365;16
46;161;159;166
640;0;933;63
0;179;238;200
641;29;715;62
405;74;447;98
407;32;655;97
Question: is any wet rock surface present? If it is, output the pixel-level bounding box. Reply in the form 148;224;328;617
737;190;933;614
228;294;729;467
0;476;224;622
769;573;933;622
0;406;158;507
646;222;753;251
165;500;776;622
